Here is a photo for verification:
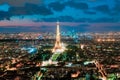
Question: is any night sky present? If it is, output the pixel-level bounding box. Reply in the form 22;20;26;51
0;0;120;32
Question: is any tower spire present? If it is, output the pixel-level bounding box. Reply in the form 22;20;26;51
56;21;60;42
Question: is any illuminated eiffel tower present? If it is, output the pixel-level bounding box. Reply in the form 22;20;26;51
52;21;65;53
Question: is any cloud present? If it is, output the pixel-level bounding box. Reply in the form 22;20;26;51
0;11;11;20
87;26;120;32
94;17;119;23
114;0;120;3
86;22;120;32
0;20;120;32
10;3;53;16
84;10;96;15
67;1;88;10
58;16;74;22
0;0;119;25
0;27;34;32
0;4;10;12
0;26;49;32
41;18;57;22
94;5;110;14
34;16;74;22
0;0;42;7
0;3;53;20
0;20;80;27
76;18;92;22
0;20;84;32
49;2;65;11
113;0;120;15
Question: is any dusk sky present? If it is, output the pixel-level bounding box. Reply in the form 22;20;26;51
0;0;120;32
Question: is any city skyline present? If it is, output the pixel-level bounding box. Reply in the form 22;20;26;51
0;0;120;32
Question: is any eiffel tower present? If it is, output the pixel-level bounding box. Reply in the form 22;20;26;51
52;21;64;53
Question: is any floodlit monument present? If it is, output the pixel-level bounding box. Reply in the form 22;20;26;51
52;21;65;53
42;21;66;66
